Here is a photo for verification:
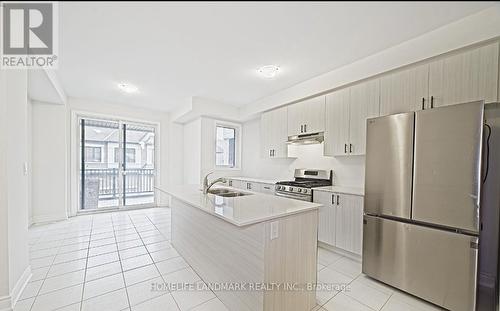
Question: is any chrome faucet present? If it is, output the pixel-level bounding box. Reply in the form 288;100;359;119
203;172;227;194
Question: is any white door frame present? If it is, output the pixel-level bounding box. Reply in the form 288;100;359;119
70;110;160;216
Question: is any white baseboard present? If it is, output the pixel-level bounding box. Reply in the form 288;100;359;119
318;242;362;262
0;294;12;311
10;266;32;308
32;213;67;225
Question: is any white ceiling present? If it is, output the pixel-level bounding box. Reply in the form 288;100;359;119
59;2;494;112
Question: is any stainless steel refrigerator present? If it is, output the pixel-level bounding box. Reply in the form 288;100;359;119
363;101;488;311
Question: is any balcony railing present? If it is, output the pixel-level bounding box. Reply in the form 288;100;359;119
84;168;154;197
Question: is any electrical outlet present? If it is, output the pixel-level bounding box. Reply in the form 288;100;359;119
270;221;279;240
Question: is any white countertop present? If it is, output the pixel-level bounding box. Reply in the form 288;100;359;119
314;186;365;196
164;185;321;227
229;176;279;184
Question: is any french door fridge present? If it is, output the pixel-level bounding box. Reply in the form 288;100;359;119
363;101;484;311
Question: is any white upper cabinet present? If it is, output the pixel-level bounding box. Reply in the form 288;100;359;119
348;79;380;155
260;106;289;158
324;79;380;156
380;63;429;116
287;96;325;136
324;88;350;156
429;42;499;107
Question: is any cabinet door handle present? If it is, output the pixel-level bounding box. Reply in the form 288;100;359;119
300;125;303;133
269;150;272;157
349;144;353;153
344;144;348;154
229;180;232;186
431;96;434;109
304;124;307;133
336;195;340;205
421;97;425;110
273;149;275;157
331;194;335;205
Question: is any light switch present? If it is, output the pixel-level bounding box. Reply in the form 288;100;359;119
270;221;279;240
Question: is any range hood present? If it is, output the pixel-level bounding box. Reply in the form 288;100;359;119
286;132;324;145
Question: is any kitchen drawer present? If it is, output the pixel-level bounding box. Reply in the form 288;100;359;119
259;183;275;195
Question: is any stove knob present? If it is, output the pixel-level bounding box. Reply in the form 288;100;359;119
298;188;302;193
276;186;281;190
303;189;308;194
289;187;294;192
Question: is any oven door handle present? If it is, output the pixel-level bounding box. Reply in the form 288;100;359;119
275;191;310;201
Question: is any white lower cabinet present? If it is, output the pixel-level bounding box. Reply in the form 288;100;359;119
243;181;259;191
313;190;364;256
228;179;243;189
227;179;276;195
314;190;336;246
230;180;258;191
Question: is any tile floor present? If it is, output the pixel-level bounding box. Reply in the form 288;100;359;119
18;208;443;311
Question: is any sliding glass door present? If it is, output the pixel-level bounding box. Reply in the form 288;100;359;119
122;123;155;207
79;117;156;211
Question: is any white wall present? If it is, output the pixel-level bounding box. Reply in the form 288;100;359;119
183;118;202;185
29;96;182;220
241;118;365;188
31;101;68;223
6;70;30;301
0;69;31;309
0;66;11;310
182;117;243;186
164;120;184;200
27;99;33;226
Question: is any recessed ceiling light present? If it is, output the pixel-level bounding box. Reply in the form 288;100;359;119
117;82;138;94
257;65;280;79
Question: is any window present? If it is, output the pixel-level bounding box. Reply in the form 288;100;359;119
114;147;136;163
85;147;102;162
215;125;236;168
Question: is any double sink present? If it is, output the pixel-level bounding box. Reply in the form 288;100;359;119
206;188;252;198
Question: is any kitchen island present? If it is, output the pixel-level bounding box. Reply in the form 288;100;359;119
166;185;320;311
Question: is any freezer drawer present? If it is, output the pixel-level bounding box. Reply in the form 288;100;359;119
413;102;483;233
364;112;414;219
362;215;478;311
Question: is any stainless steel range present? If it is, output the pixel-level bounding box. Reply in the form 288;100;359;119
275;169;332;201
